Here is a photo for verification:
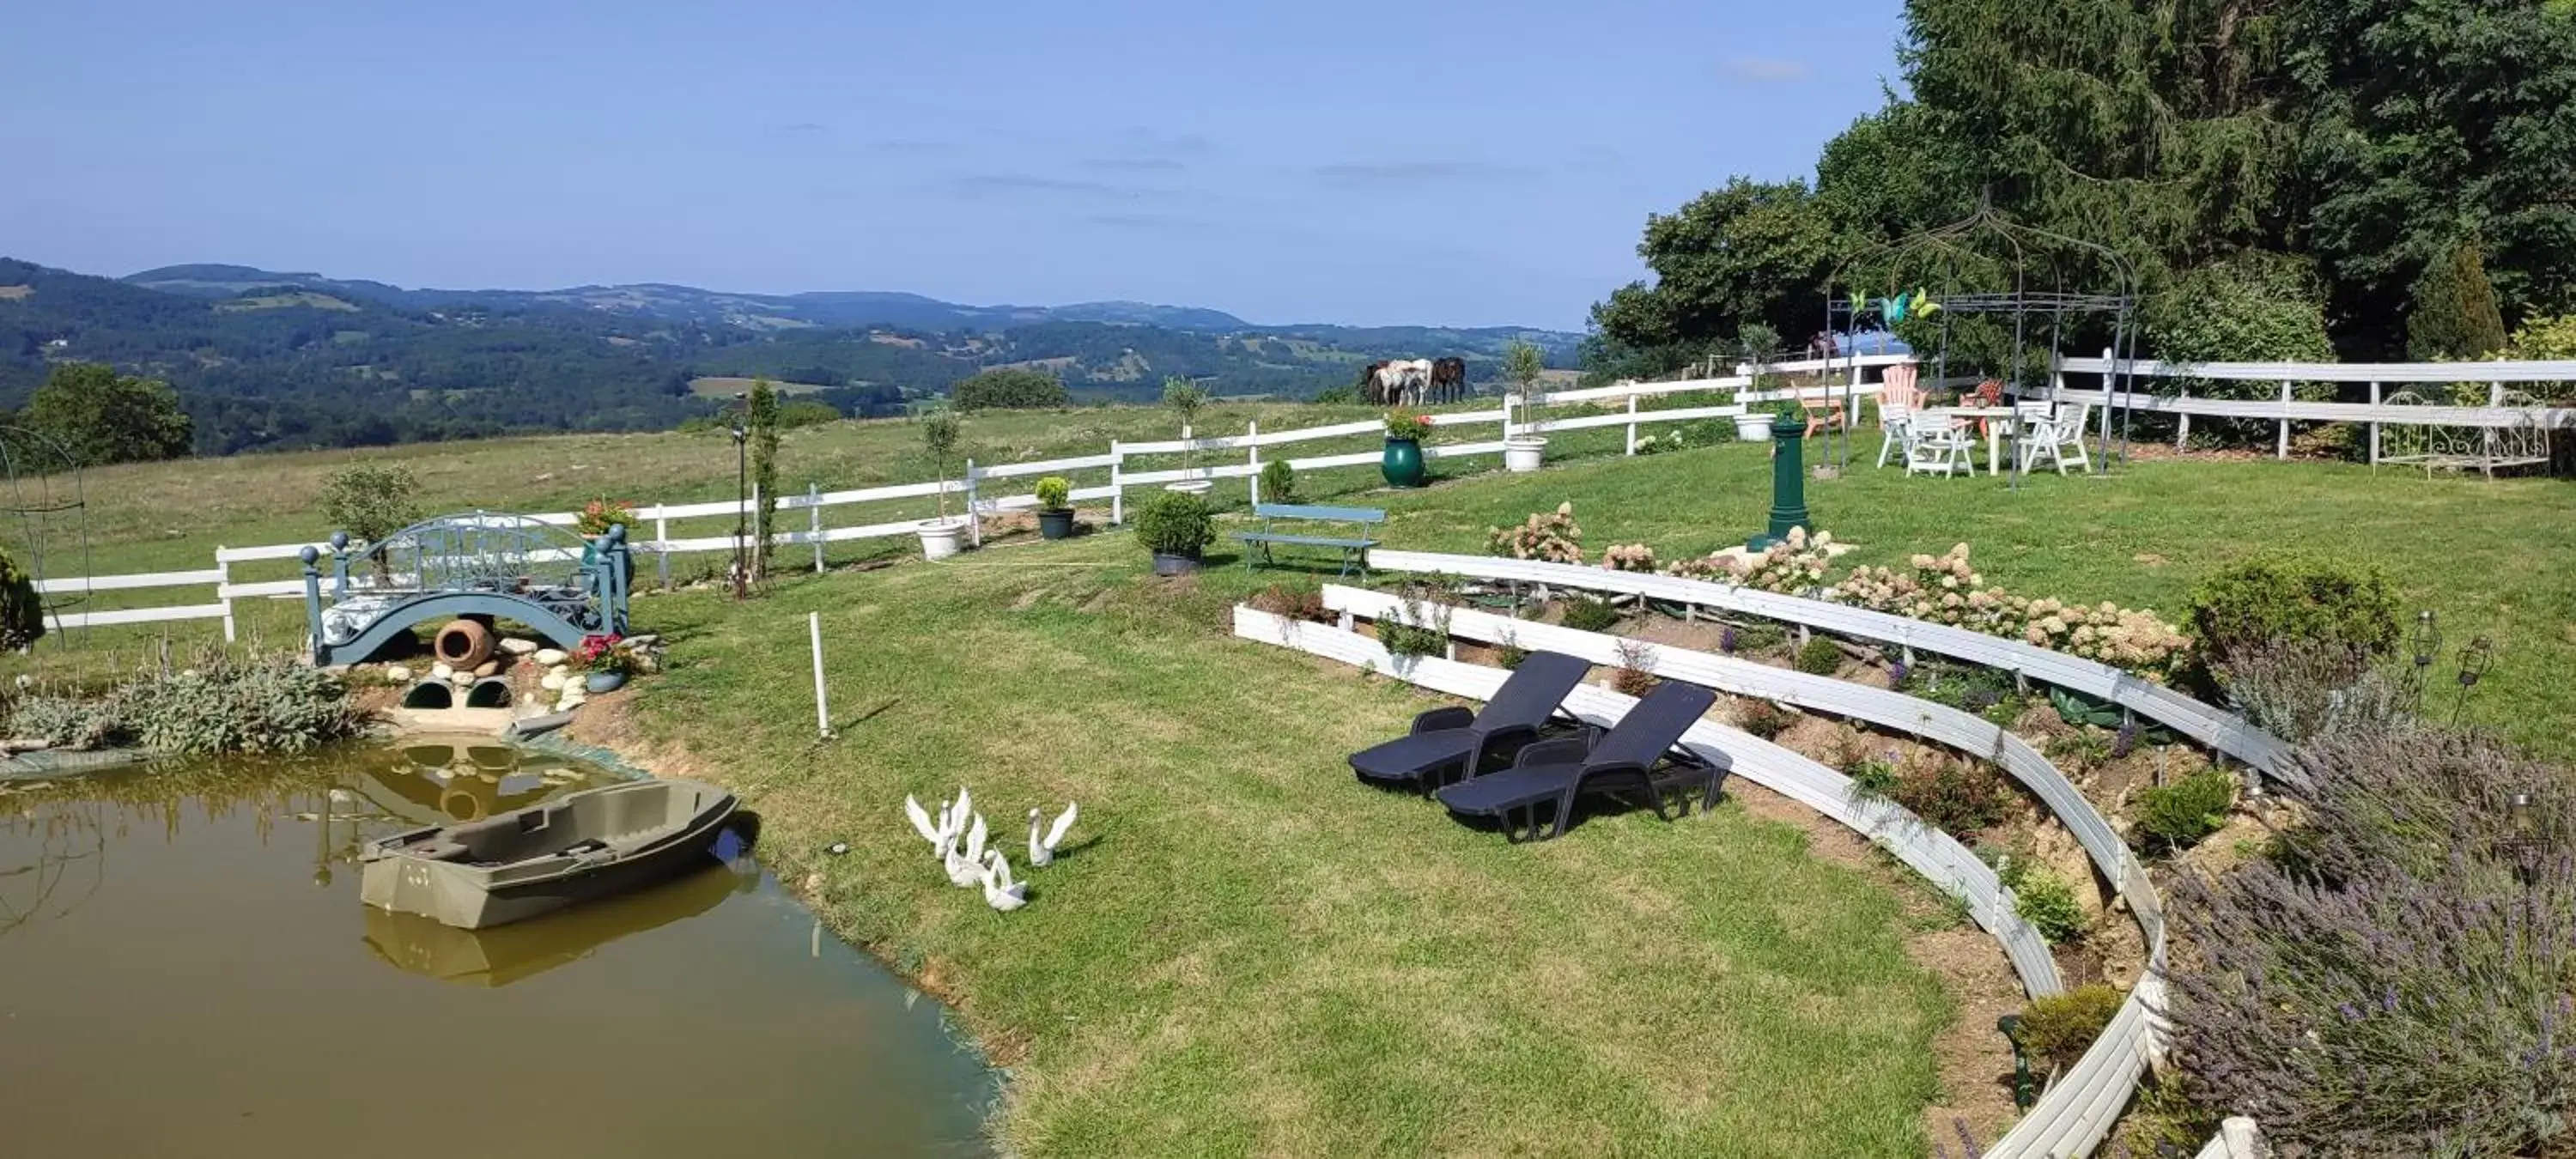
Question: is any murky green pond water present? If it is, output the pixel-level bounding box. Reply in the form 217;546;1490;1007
0;739;994;1158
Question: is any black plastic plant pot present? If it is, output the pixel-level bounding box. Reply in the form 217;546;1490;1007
1038;508;1077;540
1151;549;1202;576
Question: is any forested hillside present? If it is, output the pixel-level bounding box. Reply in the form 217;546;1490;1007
0;258;1578;455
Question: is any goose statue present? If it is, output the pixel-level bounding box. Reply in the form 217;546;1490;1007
1027;804;1078;868
945;813;989;888
980;849;1028;912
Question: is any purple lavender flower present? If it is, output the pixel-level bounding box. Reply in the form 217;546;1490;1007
1889;659;1910;689
1719;624;1737;653
2112;719;2139;759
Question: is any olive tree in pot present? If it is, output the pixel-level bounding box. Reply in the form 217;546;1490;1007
1136;489;1216;575
1502;339;1549;471
1734;325;1786;441
1162;376;1212;495
916;406;969;560
1035;476;1076;540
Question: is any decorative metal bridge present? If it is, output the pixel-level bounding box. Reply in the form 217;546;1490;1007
301;513;632;668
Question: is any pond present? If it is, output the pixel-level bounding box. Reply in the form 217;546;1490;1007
0;739;995;1157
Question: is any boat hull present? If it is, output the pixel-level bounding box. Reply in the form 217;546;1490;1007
360;779;744;930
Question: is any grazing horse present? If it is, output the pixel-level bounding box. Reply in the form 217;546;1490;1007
1357;361;1391;404
1428;357;1467;404
1373;359;1432;406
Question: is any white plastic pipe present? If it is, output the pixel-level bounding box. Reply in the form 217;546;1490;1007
808;611;831;738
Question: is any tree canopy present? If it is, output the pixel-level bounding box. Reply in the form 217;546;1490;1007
951;367;1070;410
1589;0;2576;373
26;361;193;465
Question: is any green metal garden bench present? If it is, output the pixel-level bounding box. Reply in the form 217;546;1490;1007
1233;502;1386;579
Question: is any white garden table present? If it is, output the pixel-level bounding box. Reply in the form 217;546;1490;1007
1926;405;2019;476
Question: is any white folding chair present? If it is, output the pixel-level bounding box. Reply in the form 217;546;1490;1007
1905;413;1972;476
2014;402;2063;475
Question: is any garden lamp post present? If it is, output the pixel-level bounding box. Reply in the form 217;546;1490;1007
730;422;750;601
1996;1014;2035;1111
2510;791;2537;889
2452;635;2494;725
2407;610;2442;711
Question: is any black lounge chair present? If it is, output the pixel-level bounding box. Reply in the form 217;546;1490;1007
1434;681;1722;842
1347;651;1591;792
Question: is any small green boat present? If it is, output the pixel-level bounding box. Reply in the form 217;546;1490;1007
360;778;744;930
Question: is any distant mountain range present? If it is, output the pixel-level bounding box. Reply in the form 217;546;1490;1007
121;264;1500;337
0;258;1582;455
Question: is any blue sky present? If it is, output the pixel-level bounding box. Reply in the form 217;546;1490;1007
1;1;1905;330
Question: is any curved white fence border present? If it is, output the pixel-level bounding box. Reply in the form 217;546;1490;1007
1365;551;2295;790
1233;599;2166;1158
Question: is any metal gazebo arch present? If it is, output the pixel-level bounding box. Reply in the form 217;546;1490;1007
1820;202;2144;488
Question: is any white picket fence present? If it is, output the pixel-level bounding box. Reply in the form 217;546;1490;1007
2051;349;2576;462
33;355;1913;639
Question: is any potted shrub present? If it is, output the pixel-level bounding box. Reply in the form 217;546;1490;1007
582;639;640;693
917;406;969;560
1034;476;1076;540
1731;391;1775;441
1162;376;1213;495
1502;339;1548;471
1136;489;1216;575
1381;410;1433;488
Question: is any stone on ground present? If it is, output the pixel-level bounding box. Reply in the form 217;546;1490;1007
498;637;540;656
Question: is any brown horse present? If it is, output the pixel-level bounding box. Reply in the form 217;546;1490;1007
1357;361;1392;404
1429;357;1467;404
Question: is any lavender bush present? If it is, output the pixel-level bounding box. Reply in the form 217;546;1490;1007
2168;726;2575;1155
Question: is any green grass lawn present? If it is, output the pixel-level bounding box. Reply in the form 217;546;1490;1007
619;540;1956;1158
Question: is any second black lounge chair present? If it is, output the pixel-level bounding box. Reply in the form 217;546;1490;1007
1347;650;1591;792
1434;681;1722;842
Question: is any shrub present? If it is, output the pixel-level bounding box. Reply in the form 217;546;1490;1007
920;407;963;519
1560;594;1621;633
1611;638;1658;696
1134;491;1215;557
118;658;364;756
2189;553;2401;668
1795;634;1844;676
1249;584;1326;623
1893;758;2014;834
1487;502;1583;564
1496;629;1529;671
1376;598;1450;659
2015;984;2124;1070
1846;751;1902;802
1258;459;1297;505
776;399;841;428
2407;237;2508;361
1600;543;1656;573
2012;870;2088;944
2144;253;2336;442
2047;728;2112;773
1736;699;1794;740
2217;638;2413;743
1034;476;1072;511
951;367;1070;410
10;693;125;749
2168;727;2576;1155
0;544;45;650
2132;768;2237;853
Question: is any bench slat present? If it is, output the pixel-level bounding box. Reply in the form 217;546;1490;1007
1251;503;1387;524
1236;532;1377;549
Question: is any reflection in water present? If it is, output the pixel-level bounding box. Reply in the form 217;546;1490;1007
0;740;996;1159
362;862;745;987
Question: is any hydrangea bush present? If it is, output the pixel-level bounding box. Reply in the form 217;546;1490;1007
1487;502;1583;564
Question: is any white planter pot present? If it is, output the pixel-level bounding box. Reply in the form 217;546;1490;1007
916;519;967;561
1164;479;1213;495
1503;436;1548;473
1735;415;1774;442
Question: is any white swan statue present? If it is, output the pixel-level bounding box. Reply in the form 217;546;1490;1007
981;849;1028;912
947;813;989;887
904;795;943;848
1027;804;1078;868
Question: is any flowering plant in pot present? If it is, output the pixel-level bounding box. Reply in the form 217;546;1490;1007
1381;410;1433;487
1034;476;1076;540
1135;489;1216;575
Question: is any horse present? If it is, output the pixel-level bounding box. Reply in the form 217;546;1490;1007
1373;359;1432;407
1357;361;1391;404
1429;357;1467;404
